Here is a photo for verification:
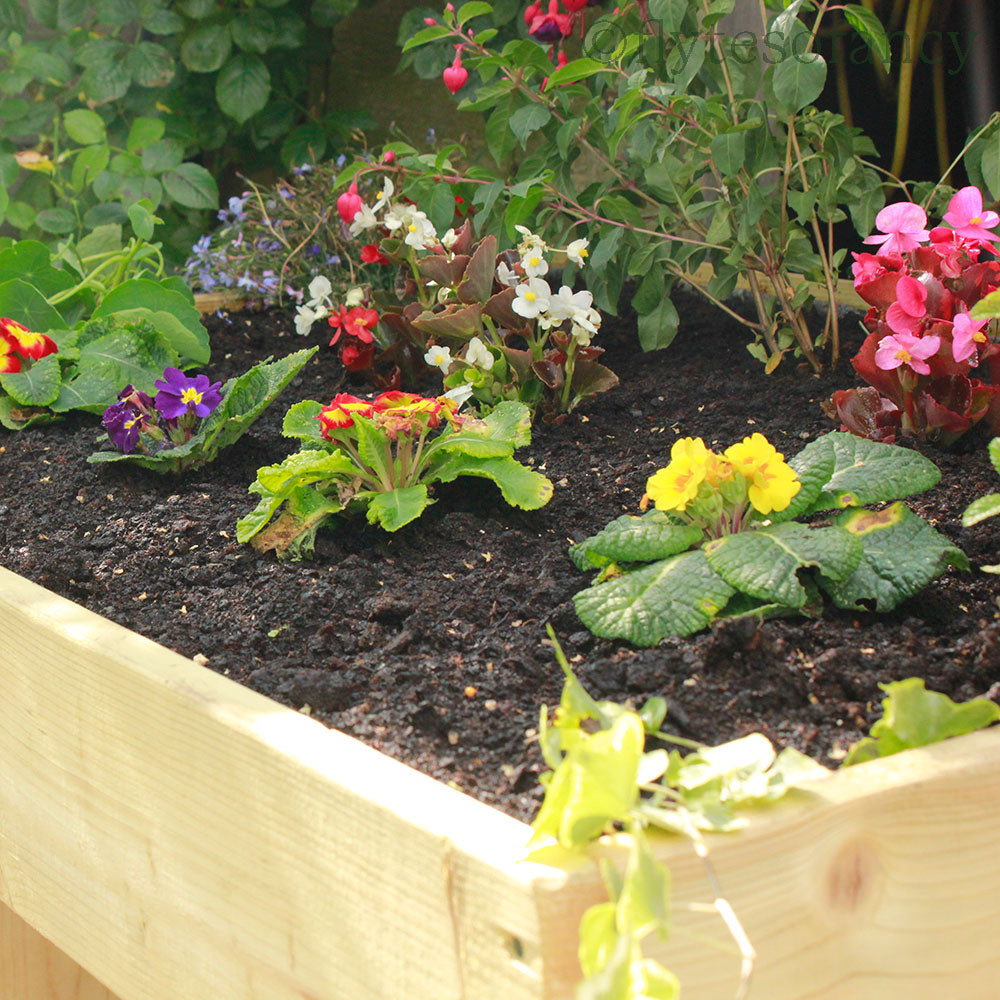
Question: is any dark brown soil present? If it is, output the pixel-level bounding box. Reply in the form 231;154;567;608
3;291;999;823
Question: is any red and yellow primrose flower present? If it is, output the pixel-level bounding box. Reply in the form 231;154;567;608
0;318;58;374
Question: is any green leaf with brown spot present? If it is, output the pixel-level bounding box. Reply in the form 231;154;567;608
822;503;968;612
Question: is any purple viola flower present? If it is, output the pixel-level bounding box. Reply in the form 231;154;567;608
154;368;223;419
102;400;145;453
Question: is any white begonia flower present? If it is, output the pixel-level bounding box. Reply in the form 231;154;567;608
441;228;459;250
520;250;549;279
294;303;325;336
404;212;437;249
345;286;366;307
566;238;590;266
496;261;519;287
307;275;332;304
424;344;453;372
547;286;595;325
373;177;394;212
465;336;494;370
511;277;552;320
349;203;379;236
514;224;548;258
443;383;474;408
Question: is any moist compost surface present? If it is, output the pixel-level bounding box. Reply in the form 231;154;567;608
3;290;999;823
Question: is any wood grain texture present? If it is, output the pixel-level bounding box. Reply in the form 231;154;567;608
1;902;122;1000
3;564;1000;1000
0;567;553;1000
534;727;1000;1000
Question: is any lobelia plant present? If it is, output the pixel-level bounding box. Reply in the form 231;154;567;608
236;393;553;560
87;348;318;474
298;175;617;414
393;0;893;372
570;431;967;645
828;185;1000;446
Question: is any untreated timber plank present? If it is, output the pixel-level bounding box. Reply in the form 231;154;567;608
0;567;553;1000
1;902;122;1000
534;726;1000;1000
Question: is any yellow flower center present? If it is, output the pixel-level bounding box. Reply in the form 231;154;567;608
529;255;540;267
894;348;912;363
125;416;141;429
408;224;417;233
180;387;203;405
975;331;988;343
524;291;536;302
971;215;983;225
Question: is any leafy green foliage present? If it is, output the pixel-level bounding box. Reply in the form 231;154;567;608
0;239;209;428
529;631;828;998
844;679;1000;765
391;0;890;371
571;433;965;645
238;399;553;559
87;348;317;473
962;437;1000;572
0;0;374;259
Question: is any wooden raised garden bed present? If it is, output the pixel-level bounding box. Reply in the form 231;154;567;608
3;564;1000;1000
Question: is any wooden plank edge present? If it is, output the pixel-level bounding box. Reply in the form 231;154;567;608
532;725;1000;999
1;902;122;1000
0;566;559;1000
192;291;250;315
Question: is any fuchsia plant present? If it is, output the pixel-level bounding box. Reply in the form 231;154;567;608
829;186;1000;446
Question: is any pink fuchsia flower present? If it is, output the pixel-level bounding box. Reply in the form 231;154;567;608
874;332;941;375
943;186;1000;246
524;1;542;26
153;368;223;419
951;312;991;363
529;0;572;42
863;202;931;256
337;181;363;226
442;50;468;94
885;274;928;335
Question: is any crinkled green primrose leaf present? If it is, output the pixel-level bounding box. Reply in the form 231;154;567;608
570;511;703;570
823;503;968;612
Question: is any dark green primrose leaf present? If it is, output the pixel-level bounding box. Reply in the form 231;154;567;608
782;431;941;517
704;521;861;609
0;353;61;407
574;550;735;646
569;510;703;570
844;678;1000;766
822;503;969;613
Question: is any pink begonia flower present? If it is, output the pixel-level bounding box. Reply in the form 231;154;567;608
874;332;940;375
863;202;931;255
951;312;990;363
336;181;363;226
943;186;1000;245
885;274;928;334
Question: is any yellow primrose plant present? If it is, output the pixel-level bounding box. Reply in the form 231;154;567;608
570;431;967;645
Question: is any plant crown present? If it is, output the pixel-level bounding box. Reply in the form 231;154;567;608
570;431;967;645
237;395;553;559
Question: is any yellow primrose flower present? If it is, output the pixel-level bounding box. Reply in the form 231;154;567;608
645;437;713;511
703;450;734;487
723;433;801;514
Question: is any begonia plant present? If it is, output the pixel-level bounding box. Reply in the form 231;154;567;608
829;186;1000;445
88;348;317;474
296;178;616;414
237;392;552;559
570;431;966;645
